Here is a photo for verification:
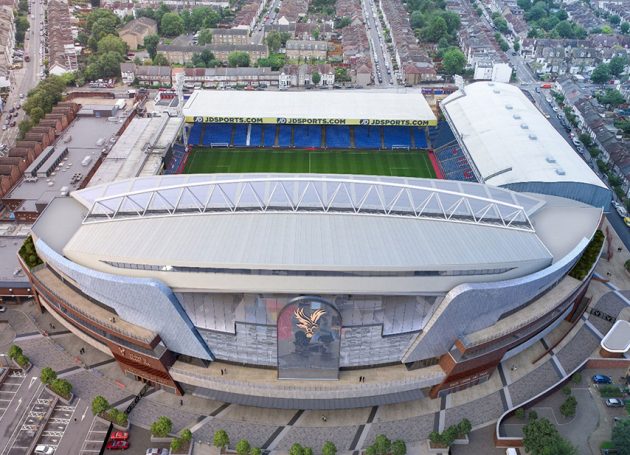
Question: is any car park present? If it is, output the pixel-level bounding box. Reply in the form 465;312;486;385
106;440;130;450
592;374;613;384
605;398;624;407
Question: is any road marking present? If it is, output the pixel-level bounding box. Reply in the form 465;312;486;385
81;405;88;421
29;377;37;389
15;397;22;411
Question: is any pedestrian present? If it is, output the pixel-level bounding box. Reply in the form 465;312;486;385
618;247;623;252
180;399;183;406
74;418;77;422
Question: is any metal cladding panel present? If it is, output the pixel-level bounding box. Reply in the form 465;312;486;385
402;237;590;362
502;181;611;210
35;239;213;361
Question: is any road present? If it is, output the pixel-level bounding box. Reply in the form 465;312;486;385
361;0;396;86
251;0;282;45
0;0;45;150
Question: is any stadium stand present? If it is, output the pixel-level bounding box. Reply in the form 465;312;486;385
249;124;264;147
354;126;382;149
293;125;322;148
278;125;292;147
188;124;203;146
325;126;351;148
203;123;232;146
233;124;248;146
413;128;428;149
428;121;457;149
164;144;189;174
435;145;477;182
263;125;276;147
383;126;411;149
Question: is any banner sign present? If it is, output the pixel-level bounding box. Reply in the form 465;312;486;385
185;116;436;126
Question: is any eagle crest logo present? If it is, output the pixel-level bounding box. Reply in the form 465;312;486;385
294;308;326;338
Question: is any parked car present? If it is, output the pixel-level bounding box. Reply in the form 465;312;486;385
605;398;624;407
624;217;630;228
145;449;169;455
613;202;627;217
0;306;6;312
592;374;613;384
106;440;129;450
109;431;129;441
10;121;16;127
34;446;55;455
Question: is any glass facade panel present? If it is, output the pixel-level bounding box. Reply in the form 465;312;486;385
277;298;341;380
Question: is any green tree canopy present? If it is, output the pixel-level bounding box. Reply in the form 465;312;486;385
423;15;448;42
266;31;284;53
609;55;628;77
442;48;466;75
153;53;169;66
144;34;160;59
8;345;22;359
161;12;185;37
597;89;626;107
97;34;127;56
591;63;611;84
151;416;173;437
621;22;630;34
613;419;630;455
311;71;321;85
373;435;391;455
198;28;213;45
236;440;251;455
321;441;337;455
91;395;110;415
391;440;406;455
289;443;304;455
213;429;229;449
522;418;575;455
40;367;57;385
228;51;250;67
50;378;72;398
87;9;120;32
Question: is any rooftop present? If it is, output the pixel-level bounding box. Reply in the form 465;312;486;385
182;89;436;123
442;82;607;190
600;317;630;354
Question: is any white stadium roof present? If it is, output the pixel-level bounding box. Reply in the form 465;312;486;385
441;82;606;190
182;90;436;125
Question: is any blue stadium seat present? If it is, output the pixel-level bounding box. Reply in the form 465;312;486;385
278;125;292;147
263;125;276;147
354;126;381;149
293;125;321;148
203;123;232;145
434;144;478;182
383;127;411;148
233;124;248;146
249;124;263;147
413;128;428;148
188;124;202;145
325;126;350;148
429;121;456;149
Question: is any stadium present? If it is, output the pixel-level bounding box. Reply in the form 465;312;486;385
21;82;611;409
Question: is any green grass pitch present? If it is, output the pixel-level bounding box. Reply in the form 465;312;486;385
184;148;437;178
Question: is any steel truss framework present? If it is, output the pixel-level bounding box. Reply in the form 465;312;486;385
83;177;537;231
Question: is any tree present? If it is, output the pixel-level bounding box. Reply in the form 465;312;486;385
213;429;230;449
591;63;610;84
373;435;391;455
161;12;185;37
621;22;630;34
311;71;321;85
423;16;448;42
151;416;173;437
153;53;169;66
171;438;183;451
513;40;520;52
457;419;472;436
144;34;160;60
97;34;127;56
87;9;120;32
555;20;574;38
442;48;466;75
410;10;425;29
613;419;630;455
391;440;406;455
523;418;557;454
228;51;250;67
18;119;33;139
312;27;320;40
8;345;23;360
198;28;213;45
91;396;110;416
609;55;627;77
91;17;120;43
250;448;262;455
559;395;577;417
181;429;192;443
236;440;251;455
266;31;283;53
40;367;57;385
321;441;337;455
598;89;626;107
289;443;304;455
303;448;313;455
50;378;72;398
610;14;621;26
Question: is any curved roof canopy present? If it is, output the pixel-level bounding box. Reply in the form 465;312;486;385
441;82;606;190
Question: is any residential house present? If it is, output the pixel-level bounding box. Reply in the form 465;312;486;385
119;63;171;85
277;0;308;23
183;66;281;87
0;6;15;89
285;40;329;60
157;43;268;65
209;28;250;45
279;63;335;87
47;0;79;74
118;17;158;51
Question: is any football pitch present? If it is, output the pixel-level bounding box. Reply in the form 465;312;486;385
184;148;437;178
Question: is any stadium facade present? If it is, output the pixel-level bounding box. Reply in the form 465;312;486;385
20;83;611;408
